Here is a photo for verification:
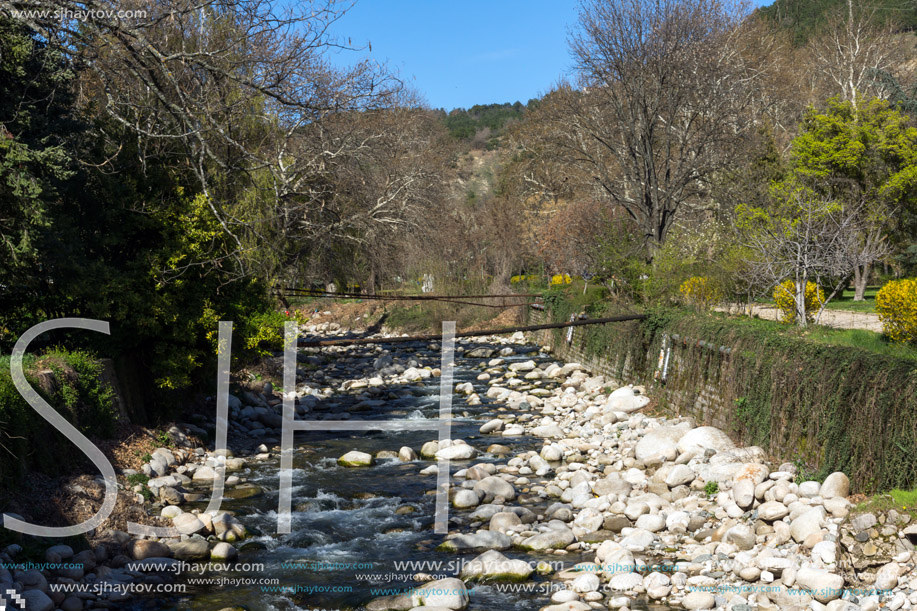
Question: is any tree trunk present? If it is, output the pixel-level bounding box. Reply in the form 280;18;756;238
853;264;869;301
796;280;808;328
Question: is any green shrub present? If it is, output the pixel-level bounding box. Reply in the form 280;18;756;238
0;349;116;488
126;472;149;486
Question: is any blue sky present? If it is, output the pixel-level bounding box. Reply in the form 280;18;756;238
327;0;774;111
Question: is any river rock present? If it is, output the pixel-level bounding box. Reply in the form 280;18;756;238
409;578;470;609
212;512;248;541
875;562;900;590
677;427;736;454
732;463;769;509
606;571;641;592
757;501;789;522
210;542;238;561
438;532;512;552
644;571;672;599
798;480;821;498
724;524;756;550
459;550;533;581
595;541;635;577
168;536;210;560
540;603;591;611
796;567;844;602
820;472;850;499
519;528;575;550
541;446;563;461
665;464;695;488
635;424;690;462
436;444;477;461
592;475;631;497
480;419;504;434
19;590;54;611
128;540;172;560
399;446;417;461
338;450;374;467
490;512;522;533
473;476;516;502
173;512;205;534
683;592;715;609
452;489;480;509
532;424;565;438
192;465;219;481
790;506;826;543
366;595;413;611
571;573;601;592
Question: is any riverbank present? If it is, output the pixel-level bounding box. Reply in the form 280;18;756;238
2;308;913;611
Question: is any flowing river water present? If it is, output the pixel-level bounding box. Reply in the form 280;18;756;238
153;337;671;611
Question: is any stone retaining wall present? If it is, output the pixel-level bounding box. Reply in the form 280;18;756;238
525;308;732;429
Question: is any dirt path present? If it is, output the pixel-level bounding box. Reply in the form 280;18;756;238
723;304;883;333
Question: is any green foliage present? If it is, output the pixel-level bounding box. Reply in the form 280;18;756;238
126;472;149;486
789;97;917;206
640;223;737;306
441;102;528;141
704;481;719;497
0;18;79;345
0;349;116;488
0;18;283;399
156;431;174;448
794;459;819;485
757;0;917;46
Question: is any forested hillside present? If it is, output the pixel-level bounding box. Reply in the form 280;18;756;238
758;0;917;44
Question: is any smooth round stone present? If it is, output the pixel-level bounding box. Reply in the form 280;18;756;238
683;591;716;609
452;489;480;508
798;481;821;498
551;590;579;603
571;573;600;593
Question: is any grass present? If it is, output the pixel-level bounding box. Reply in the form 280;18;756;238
801;326;917;361
730;312;917;361
822;286;879;313
856;488;917;518
753;286;878;313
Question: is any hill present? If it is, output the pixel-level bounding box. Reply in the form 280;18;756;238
756;0;917;45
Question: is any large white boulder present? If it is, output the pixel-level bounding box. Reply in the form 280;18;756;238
676;427;736;455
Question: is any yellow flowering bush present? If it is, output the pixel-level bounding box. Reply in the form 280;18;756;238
510;274;541;284
773;280;824;324
678;276;723;310
550;274;573;286
876;279;917;343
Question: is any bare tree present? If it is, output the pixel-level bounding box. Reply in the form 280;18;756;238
1;0;408;282
566;0;763;259
736;190;886;327
808;0;899;107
